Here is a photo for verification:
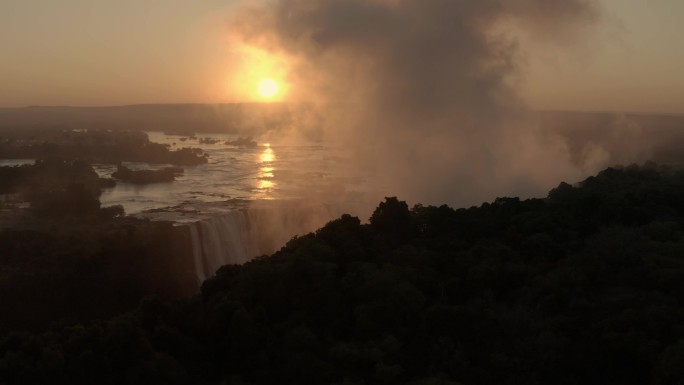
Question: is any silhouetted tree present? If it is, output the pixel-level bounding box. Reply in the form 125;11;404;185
369;197;417;247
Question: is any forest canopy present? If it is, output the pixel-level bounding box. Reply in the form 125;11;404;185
1;163;684;384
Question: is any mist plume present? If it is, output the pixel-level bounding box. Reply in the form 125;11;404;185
230;0;602;207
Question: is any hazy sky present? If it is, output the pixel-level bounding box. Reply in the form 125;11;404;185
1;0;683;113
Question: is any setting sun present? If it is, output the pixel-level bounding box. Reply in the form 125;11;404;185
257;79;280;99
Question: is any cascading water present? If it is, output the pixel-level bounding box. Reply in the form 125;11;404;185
189;211;252;283
189;225;206;282
92;131;377;285
186;200;368;284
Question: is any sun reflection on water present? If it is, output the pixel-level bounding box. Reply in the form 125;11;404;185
261;166;274;179
260;146;275;163
257;145;276;196
258;180;275;190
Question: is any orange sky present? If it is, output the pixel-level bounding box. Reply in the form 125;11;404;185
1;0;683;114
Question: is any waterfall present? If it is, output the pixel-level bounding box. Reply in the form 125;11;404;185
188;225;206;283
185;199;369;285
188;211;256;284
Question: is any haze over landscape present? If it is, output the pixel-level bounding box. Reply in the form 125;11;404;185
3;0;684;206
2;1;684;384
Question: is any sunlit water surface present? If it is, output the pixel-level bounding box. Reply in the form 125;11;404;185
96;132;375;223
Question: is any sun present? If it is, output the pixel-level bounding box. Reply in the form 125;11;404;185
257;79;280;99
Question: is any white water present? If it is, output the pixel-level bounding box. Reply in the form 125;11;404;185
187;199;368;284
189;224;206;282
0;132;377;282
93;132;377;283
97;132;375;217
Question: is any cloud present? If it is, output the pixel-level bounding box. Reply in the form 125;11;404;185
229;0;602;207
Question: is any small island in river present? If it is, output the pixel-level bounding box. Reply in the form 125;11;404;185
111;164;184;184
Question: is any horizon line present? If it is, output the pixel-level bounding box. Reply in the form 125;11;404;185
2;104;683;117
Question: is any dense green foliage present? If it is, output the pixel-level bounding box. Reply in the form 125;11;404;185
0;160;197;333
0;220;195;333
0;159;120;220
2;164;684;384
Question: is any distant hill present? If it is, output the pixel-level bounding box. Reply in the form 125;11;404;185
3;106;684;165
0;103;293;134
